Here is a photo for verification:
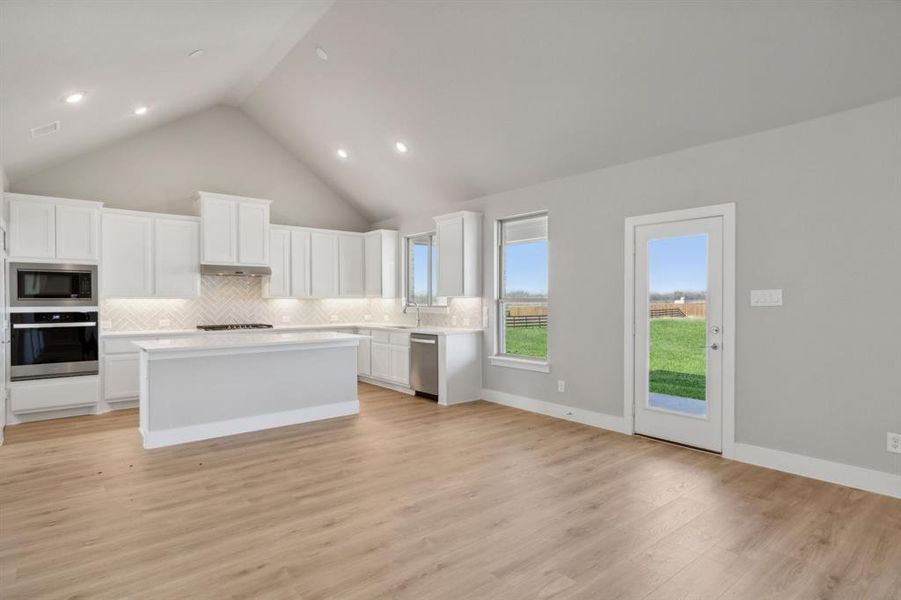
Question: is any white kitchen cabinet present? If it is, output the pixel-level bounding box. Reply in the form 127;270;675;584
102;210;199;298
390;345;410;386
55;204;100;261
7;193;102;262
338;234;365;297
200;195;236;264
290;230;311;297
238;202;269;265
103;354;140;401
198;192;270;267
310;232;339;298
434;211;481;297
364;230;398;298
265;228;291;298
357;335;371;376
154;217;200;298
102;212;154;298
370;341;392;380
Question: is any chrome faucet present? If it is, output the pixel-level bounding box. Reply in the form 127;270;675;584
403;304;422;326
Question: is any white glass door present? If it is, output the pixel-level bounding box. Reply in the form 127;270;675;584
634;216;723;452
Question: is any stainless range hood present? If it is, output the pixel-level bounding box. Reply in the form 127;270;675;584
201;264;272;277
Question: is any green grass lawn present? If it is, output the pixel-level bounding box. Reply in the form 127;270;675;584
505;326;547;359
650;318;706;400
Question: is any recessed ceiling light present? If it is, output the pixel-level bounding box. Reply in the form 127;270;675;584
336;148;348;160
394;141;409;154
134;106;149;116
189;49;205;58
315;46;328;60
65;92;84;104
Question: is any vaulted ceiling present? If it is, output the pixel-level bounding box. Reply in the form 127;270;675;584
4;1;901;222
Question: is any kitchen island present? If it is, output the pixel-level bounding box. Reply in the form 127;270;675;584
135;331;363;449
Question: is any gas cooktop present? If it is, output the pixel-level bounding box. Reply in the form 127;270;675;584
196;323;274;331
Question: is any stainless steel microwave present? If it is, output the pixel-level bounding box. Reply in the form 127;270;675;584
9;263;98;307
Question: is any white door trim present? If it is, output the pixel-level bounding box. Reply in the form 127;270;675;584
624;203;736;457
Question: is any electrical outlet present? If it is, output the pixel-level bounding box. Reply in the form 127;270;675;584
451;315;458;326
158;319;170;328
888;432;901;454
101;320;113;330
281;315;290;323
363;314;372;322
329;314;338;322
557;380;565;393
462;318;470;327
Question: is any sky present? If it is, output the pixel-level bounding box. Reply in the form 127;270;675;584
649;234;708;294
504;241;548;296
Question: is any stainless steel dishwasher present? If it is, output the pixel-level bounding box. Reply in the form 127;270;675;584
410;333;439;399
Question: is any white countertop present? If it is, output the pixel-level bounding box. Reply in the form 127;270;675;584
103;323;484;338
134;331;366;354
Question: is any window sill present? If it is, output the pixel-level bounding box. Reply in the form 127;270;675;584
489;355;551;373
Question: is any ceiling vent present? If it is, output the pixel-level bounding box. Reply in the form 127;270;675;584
31;121;60;138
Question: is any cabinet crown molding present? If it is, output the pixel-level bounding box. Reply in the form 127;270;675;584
5;192;104;209
195;191;272;206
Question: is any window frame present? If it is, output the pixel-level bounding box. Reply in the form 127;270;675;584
493;211;549;369
404;232;447;309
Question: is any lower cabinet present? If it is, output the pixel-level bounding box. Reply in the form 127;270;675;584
357;336;371;376
104;354;140;401
368;330;410;386
371;341;392;380
9;376;99;414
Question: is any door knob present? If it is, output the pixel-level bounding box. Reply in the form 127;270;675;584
709;343;720;350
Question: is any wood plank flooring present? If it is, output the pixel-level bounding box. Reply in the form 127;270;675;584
1;383;899;599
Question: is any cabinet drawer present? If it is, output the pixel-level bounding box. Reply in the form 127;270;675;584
104;338;145;354
371;330;391;344
10;376;99;414
389;332;410;346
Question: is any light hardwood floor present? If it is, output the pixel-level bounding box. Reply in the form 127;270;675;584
1;383;899;599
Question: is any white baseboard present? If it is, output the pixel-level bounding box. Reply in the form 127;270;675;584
733;443;900;499
480;388;900;500
480;388;630;434
141;400;360;449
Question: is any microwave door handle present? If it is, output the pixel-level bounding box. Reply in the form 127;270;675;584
12;322;97;329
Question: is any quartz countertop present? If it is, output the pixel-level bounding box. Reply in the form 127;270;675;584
134;331;366;353
103;323;484;338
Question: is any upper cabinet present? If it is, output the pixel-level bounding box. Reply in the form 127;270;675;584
267;227;396;299
102;210;200;298
364;230;398;298
338;234;365;297
198;192;270;267
434;211;481;297
7;193;101;262
310;232;339;298
264;227;292;298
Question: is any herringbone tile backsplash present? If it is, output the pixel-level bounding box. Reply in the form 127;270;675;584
101;276;483;331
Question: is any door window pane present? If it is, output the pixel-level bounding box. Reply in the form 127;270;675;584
647;233;708;416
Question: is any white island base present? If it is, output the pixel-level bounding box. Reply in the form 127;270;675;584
136;332;362;449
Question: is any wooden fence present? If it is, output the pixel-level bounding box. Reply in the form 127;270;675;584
506;305;548;328
649;302;706;318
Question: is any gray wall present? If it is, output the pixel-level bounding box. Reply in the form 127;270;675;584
377;97;901;475
10;106;370;232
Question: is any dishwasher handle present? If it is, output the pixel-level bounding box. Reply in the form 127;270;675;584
411;338;436;344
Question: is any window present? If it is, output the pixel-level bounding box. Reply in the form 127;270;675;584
497;213;548;363
406;233;447;307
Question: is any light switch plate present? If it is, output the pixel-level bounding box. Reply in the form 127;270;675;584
281;315;290;323
751;289;783;307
